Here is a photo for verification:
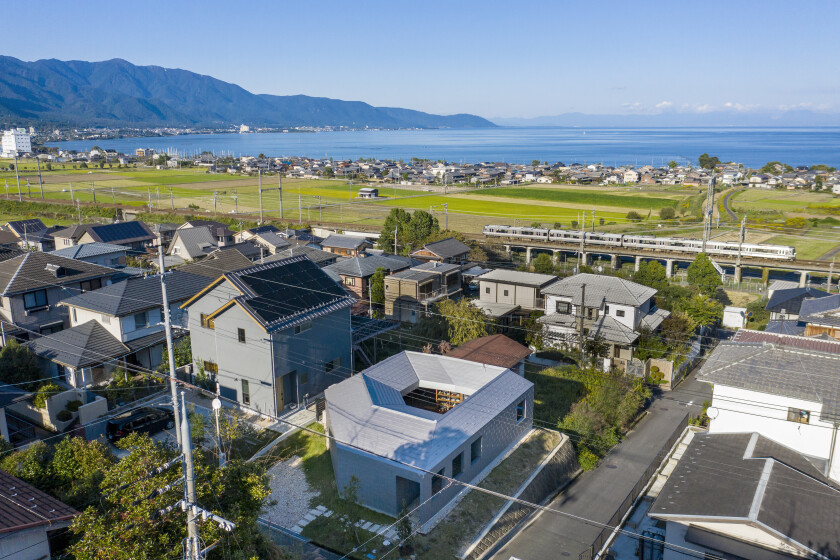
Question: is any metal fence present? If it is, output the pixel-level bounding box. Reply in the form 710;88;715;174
577;414;689;560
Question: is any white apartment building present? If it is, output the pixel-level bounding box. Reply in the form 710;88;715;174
1;128;32;157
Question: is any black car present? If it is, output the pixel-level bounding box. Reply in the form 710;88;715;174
106;406;175;442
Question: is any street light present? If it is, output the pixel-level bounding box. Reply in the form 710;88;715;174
212;397;226;467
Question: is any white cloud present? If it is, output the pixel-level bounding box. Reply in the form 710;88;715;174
655;101;674;110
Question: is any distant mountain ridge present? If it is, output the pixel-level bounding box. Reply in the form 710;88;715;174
0;56;495;129
493;111;840;127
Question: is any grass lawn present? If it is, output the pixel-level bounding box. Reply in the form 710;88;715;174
766;234;839;260
470;187;680;210
724;290;761;308
524;364;585;427
227;426;283;461
730;188;840;216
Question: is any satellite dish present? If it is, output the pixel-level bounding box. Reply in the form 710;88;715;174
212;398;222;411
706;406;719;419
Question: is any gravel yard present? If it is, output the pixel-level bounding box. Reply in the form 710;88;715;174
262;456;318;529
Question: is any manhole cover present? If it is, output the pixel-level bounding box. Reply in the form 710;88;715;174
606;464;618;469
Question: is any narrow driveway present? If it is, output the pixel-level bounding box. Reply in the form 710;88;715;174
490;373;710;560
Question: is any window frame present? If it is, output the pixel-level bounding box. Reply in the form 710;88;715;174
133;311;149;330
516;400;526;423
787;408;810;424
452;452;464;477
470;437;483;464
555;301;571;314
343;276;356;286
203;361;218;375
294;321;312;335
23;289;48;310
432;467;445;494
241;379;250;405
79;278;102;293
616;309;626;318
237;328;246;343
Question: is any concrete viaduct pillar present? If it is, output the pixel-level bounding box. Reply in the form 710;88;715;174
799;270;808;288
581;253;589;267
635;256;642;272
610;254;619;270
525;247;532;264
665;259;674;277
734;264;742;284
552;250;559;265
504;244;511;255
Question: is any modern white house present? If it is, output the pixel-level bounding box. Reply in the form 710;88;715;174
698;340;840;482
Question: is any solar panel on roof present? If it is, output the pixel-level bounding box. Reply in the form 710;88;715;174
91;222;151;243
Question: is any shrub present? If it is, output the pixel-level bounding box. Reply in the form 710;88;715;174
33;383;62;409
56;410;73;422
65;400;82;412
659;207;676;220
626;211;643;222
578;447;600;471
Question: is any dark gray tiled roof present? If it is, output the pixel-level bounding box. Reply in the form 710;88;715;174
800;293;840;316
218;242;261;260
479;269;556;287
170;227;218;259
51;224;90;241
220;255;354;333
50;242;128;259
60;270;211;316
268;246;338;266
177;249;253;278
765;286;831;314
25;321;129;368
650;432;840;559
0;253;115;296
320;234;371;250
763;319;806;335
697;342;840;422
411;261;460;273
325;254;414;278
0;469;78;533
412;237;470;259
252;231;291;250
543;273;656;307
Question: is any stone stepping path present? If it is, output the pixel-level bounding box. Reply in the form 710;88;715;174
289;505;398;540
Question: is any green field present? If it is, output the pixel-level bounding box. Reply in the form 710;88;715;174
472;186;680;210
730;188;840;217
766;235;839;260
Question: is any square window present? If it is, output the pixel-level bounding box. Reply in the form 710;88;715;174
300;372;309;385
616;309;625;318
485;287;490;294
134;311;148;330
470;437;482;464
203;361;218;375
238;328;246;343
326;358;341;373
452;452;463;477
503;289;509;297
516;400;526;422
23;290;47;310
344;277;356;286
294;321;312;335
100;314;111;324
556;301;570;314
80;278;102;293
71;308;77;322
787;408;810;424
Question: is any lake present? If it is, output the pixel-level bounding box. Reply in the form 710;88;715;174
49;127;840;168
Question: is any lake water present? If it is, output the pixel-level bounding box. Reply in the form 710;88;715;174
49;127;840;168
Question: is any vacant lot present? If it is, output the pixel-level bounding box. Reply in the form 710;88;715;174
730;188;840;217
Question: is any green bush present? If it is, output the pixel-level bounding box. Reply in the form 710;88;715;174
33;383;62;409
65;400;82;412
578;447;600;471
56;410;73;422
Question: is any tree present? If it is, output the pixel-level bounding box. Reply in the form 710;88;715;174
659;207;676;220
406;210;439;248
681;294;723;327
377;208;411;253
686;253;722;296
0;340;42;389
659;312;696;350
698;153;720;169
626;211;643;222
369;267;386;305
532;253;555;274
322;166;334;178
667;160;678;169
633;261;668;291
157;337;192;374
531;159;540;167
436;299;488;345
396;501;415;555
583;336;609;368
815;175;824;190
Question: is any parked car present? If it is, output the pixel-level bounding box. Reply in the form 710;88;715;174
106;406;175;442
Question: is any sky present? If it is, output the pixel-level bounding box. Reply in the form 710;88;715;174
4;0;840;119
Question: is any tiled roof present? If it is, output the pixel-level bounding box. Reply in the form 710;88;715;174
320;234;371;250
50;242;128;260
253;231;291;250
411;237;470;259
732;329;840;354
697;342;840;422
0;253;115;296
650;432;840;559
446;334;531;369
411;261;461;273
478;269;556;287
51;224;90;241
0;469;78;534
325;254;414;278
325;351;533;470
765;286;831;314
25;321;129;368
542;273;656;307
176;249;253;278
218;255;354;333
763;319;806;335
61;270;211;316
170;227;218;259
268;246;338;266
799;293;840;316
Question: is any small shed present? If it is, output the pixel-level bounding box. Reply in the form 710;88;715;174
358;187;379;199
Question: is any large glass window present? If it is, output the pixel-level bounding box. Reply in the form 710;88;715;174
241;379;250;405
80;278;102;293
134;311;149;330
555;301;571;314
23;290;47;310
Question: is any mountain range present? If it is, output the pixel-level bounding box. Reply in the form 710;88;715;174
0;56;495;129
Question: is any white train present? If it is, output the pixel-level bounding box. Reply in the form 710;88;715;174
483;225;796;261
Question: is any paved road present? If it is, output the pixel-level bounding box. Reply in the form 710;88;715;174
490;373;710;560
720;187;742;221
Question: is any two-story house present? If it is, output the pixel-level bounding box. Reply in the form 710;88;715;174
320;234;372;257
0;253;116;340
475;270;556;325
765;286;831;321
324;254;415;300
181;256;354;415
409;237;471;264
538;273;670;365
698;339;840;482
75;221;155;254
384;262;462;323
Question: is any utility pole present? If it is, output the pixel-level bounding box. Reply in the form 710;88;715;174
158;249;183;446
829;258;835;294
212;396;225;467
702;172;716;253
578;212;586;265
92;181;96;204
12;154;21;196
258;169;263;223
148;186;153;211
735;215;746;284
180;392;199;560
111;187;116;204
15;178;22;202
278;173;283;220
170;185;175;210
578;283;586;364
157;186;161;207
591;209;595;232
298;187;302;224
318;195;322;223
233;188;238;214
213;191;218;217
69;182;74;203
394;221;398;254
36;158;44;199
26;180;31;198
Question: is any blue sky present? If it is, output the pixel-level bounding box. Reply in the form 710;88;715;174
4;0;839;118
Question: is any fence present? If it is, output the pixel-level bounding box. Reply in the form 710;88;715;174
577;413;689;560
467;434;579;560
